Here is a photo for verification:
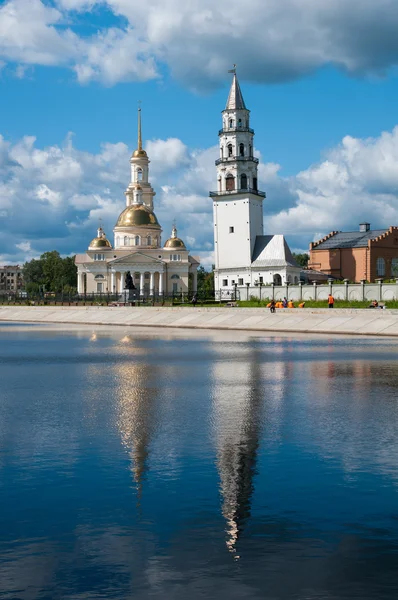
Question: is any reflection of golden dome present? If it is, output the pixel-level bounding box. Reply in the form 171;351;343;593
116;204;161;228
164;237;186;249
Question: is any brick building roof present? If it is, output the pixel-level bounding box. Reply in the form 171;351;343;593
313;229;387;250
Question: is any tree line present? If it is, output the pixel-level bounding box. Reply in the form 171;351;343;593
23;251;77;294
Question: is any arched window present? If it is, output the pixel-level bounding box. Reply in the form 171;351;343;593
116;236;120;247
229;118;233;128
240;174;248;190
239;143;244;157
287;274;292;283
294;276;299;284
376;257;385;277
218;177;222;191
124;236;128;246
392;258;398;277
273;274;282;285
238;118;242;128
226;174;235;192
147;235;152;246
137;168;143;182
171;274;180;279
220;147;223;159
227;143;233;157
134;235;140;246
253;177;258;191
153;236;158;247
249;145;252;157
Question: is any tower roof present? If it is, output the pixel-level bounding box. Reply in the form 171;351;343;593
225;72;246;110
132;107;147;158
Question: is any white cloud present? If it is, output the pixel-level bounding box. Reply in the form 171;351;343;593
2;125;398;268
1;0;398;86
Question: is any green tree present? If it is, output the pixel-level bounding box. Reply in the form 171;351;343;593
23;251;77;294
293;252;309;268
197;265;215;295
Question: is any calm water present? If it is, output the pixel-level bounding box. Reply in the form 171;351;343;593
1;324;398;599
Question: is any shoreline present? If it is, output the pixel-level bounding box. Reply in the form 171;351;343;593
1;305;398;337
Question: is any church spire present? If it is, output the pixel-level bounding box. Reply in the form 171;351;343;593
225;69;246;110
133;105;147;157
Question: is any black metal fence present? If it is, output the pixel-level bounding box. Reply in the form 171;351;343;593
0;289;221;306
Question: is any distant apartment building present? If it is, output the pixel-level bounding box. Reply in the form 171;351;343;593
0;265;24;292
308;223;398;282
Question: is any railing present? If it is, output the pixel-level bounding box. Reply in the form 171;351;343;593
0;290;219;306
209;188;266;198
218;127;254;135
215;156;259;165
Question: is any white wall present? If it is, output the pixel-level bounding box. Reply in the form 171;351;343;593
234;282;398;302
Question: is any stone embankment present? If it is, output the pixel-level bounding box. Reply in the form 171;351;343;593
1;305;398;336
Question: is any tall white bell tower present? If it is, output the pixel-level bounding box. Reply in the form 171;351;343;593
210;69;266;287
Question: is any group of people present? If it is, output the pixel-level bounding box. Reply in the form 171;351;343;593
268;294;336;313
268;298;306;313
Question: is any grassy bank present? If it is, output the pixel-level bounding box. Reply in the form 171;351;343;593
238;299;398;309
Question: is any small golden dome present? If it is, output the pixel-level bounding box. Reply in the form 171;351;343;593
116;204;161;228
133;149;148;157
89;237;112;248
164;237;186;249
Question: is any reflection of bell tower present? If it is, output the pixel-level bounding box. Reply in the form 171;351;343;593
212;344;264;557
115;339;159;505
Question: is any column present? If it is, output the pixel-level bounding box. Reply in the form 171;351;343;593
159;272;164;295
111;271;115;294
192;269;198;293
77;272;83;294
149;272;154;296
119;272;124;293
312;281;317;301
140;272;145;296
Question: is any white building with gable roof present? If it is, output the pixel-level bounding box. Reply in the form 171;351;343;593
210;71;301;291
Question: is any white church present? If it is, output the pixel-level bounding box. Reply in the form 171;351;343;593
75;109;200;295
210;71;300;291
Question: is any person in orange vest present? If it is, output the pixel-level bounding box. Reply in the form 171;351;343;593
288;300;294;308
298;302;305;308
328;293;335;309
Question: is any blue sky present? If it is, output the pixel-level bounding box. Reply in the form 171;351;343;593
1;0;398;267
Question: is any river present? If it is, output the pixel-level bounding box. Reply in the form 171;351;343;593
1;323;398;599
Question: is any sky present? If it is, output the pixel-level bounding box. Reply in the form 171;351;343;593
1;0;398;268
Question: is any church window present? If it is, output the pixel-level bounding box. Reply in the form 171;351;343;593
229;118;233;128
97;282;103;293
238;278;244;285
259;276;264;283
227;144;233;157
137;168;143;181
94;274;105;279
220;147;223;159
231;280;235;285
134;235;140;246
294;276;299;284
116;236;120;246
147;235;152;246
124;236;128;246
249;144;252;157
253;177;258;191
238;118;242;127
171;274;180;279
376;257;385;276
239;143;244;157
229;226;234;233
240;174;248;190
222;279;228;286
273;274;282;285
391;258;398;277
226;174;235;191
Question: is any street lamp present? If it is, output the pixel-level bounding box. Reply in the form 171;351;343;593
246;282;250;301
259;281;264;302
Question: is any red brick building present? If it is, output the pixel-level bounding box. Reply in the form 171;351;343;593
308;223;398;282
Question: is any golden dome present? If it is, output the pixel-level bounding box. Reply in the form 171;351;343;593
133;149;147;158
89;237;112;248
164;237;186;249
116;204;161;228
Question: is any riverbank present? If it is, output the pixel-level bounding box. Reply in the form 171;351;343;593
1;305;398;336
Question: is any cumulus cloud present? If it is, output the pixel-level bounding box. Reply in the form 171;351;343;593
2;0;398;86
2;125;398;268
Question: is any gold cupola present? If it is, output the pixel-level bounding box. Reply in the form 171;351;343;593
89;226;113;249
164;224;186;249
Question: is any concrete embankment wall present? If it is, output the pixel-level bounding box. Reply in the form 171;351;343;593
1;306;398;336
